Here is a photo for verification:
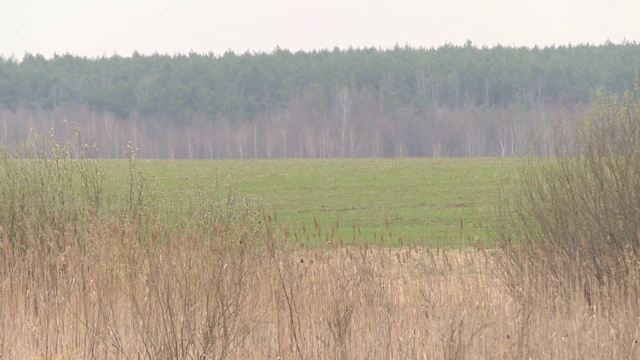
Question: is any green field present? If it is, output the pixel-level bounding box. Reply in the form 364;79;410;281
103;157;517;246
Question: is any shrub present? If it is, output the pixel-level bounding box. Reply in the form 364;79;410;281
497;72;640;307
0;127;104;253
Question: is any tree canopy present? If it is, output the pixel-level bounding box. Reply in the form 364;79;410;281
2;42;639;122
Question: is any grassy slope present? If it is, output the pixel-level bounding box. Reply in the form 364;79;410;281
103;157;516;246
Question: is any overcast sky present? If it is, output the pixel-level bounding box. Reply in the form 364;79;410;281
2;0;639;59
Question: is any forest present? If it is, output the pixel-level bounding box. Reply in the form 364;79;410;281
1;41;639;158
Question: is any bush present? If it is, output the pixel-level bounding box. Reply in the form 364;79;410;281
0;127;104;253
497;73;640;307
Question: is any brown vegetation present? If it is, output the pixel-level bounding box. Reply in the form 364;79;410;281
2;218;639;359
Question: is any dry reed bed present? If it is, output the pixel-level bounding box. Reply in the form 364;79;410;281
2;217;638;359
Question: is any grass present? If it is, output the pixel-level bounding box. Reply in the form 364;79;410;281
4;226;638;358
101;157;516;247
2;138;639;358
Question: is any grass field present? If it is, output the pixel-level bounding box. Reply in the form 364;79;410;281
103;157;517;247
4;148;640;358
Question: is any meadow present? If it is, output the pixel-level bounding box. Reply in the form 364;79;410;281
102;157;516;247
2;138;639;359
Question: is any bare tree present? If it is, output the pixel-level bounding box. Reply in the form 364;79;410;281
337;86;352;158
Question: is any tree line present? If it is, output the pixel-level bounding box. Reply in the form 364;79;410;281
1;41;639;158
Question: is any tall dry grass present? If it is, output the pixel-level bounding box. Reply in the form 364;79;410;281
1;123;640;359
494;74;640;358
3;227;639;359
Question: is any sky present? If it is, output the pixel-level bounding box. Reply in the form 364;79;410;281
1;0;639;59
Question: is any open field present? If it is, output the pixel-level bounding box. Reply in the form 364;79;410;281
2;149;640;358
102;157;517;247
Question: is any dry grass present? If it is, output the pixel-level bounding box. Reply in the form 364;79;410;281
2;221;639;359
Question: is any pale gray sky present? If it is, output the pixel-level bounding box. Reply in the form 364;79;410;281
2;0;639;58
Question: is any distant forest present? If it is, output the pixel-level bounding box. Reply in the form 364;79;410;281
1;41;639;158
